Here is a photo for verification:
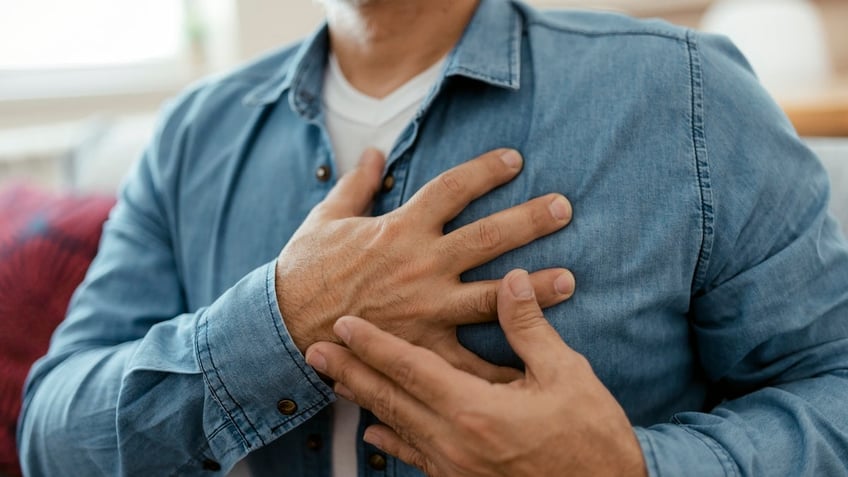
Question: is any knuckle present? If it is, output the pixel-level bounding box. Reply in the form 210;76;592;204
438;169;465;194
410;452;435;476
370;386;397;423
452;286;497;321
396;423;427;451
474;221;502;251
407;450;426;469
388;357;417;390
336;361;358;388
475;286;498;316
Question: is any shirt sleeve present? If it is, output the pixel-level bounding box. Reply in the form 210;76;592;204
17;89;334;476
634;31;848;476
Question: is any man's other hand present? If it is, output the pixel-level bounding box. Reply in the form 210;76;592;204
305;270;647;477
277;148;574;381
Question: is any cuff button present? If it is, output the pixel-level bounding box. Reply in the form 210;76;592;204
277;399;298;415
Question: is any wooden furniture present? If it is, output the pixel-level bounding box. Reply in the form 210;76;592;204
780;80;848;137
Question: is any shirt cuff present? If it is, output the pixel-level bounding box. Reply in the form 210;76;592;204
195;260;334;455
634;423;740;477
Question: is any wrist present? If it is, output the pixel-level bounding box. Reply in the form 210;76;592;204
274;261;324;353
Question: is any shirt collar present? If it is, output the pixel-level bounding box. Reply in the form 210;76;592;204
444;0;522;90
242;0;522;110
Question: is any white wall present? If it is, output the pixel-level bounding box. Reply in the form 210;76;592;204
231;0;712;59
235;0;324;59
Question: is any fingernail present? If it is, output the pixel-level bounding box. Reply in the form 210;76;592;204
335;383;355;401
334;318;352;343
500;149;522;169
306;350;327;373
364;429;382;448
508;270;534;299
548;196;571;221
554;272;575;296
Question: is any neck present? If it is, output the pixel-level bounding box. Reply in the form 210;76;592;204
322;0;479;98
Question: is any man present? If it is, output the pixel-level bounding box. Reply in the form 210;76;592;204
18;0;848;475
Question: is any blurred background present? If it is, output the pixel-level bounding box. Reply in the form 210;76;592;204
1;4;846;477
0;0;846;192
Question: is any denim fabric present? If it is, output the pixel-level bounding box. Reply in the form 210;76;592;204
18;0;848;476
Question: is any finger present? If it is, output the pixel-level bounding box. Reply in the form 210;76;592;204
439;268;575;326
400;148;523;227
438;193;571;271
316;148;385;218
365;424;436;476
305;341;436;444
436;339;523;383
331;315;487;410
498;269;574;382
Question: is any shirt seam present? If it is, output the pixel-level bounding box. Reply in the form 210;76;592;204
508;6;519;85
685;29;715;292
269;399;327;433
525;20;688;43
448;66;516;86
205;306;265;446
194;309;254;449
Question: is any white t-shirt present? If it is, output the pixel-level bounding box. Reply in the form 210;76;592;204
323;54;444;175
322;54;445;476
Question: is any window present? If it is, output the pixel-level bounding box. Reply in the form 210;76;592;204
0;0;193;100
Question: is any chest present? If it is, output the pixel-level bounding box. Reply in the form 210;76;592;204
174;80;707;423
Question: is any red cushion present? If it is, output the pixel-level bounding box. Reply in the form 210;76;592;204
0;184;115;477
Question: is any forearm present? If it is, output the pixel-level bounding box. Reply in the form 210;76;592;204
18;263;334;476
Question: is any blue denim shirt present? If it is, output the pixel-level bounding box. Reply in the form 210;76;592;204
19;1;848;476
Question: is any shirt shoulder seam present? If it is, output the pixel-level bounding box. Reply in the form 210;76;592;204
685;29;715;293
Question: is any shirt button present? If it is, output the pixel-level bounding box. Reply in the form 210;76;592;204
316;165;331;182
277;399;298;415
382;174;395;192
368;452;387;471
306;434;322;451
202;459;221;471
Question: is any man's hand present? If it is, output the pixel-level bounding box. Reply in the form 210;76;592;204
304;269;648;477
277;148;574;381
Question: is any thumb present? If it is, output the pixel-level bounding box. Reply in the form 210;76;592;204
319;148;386;218
498;269;569;381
